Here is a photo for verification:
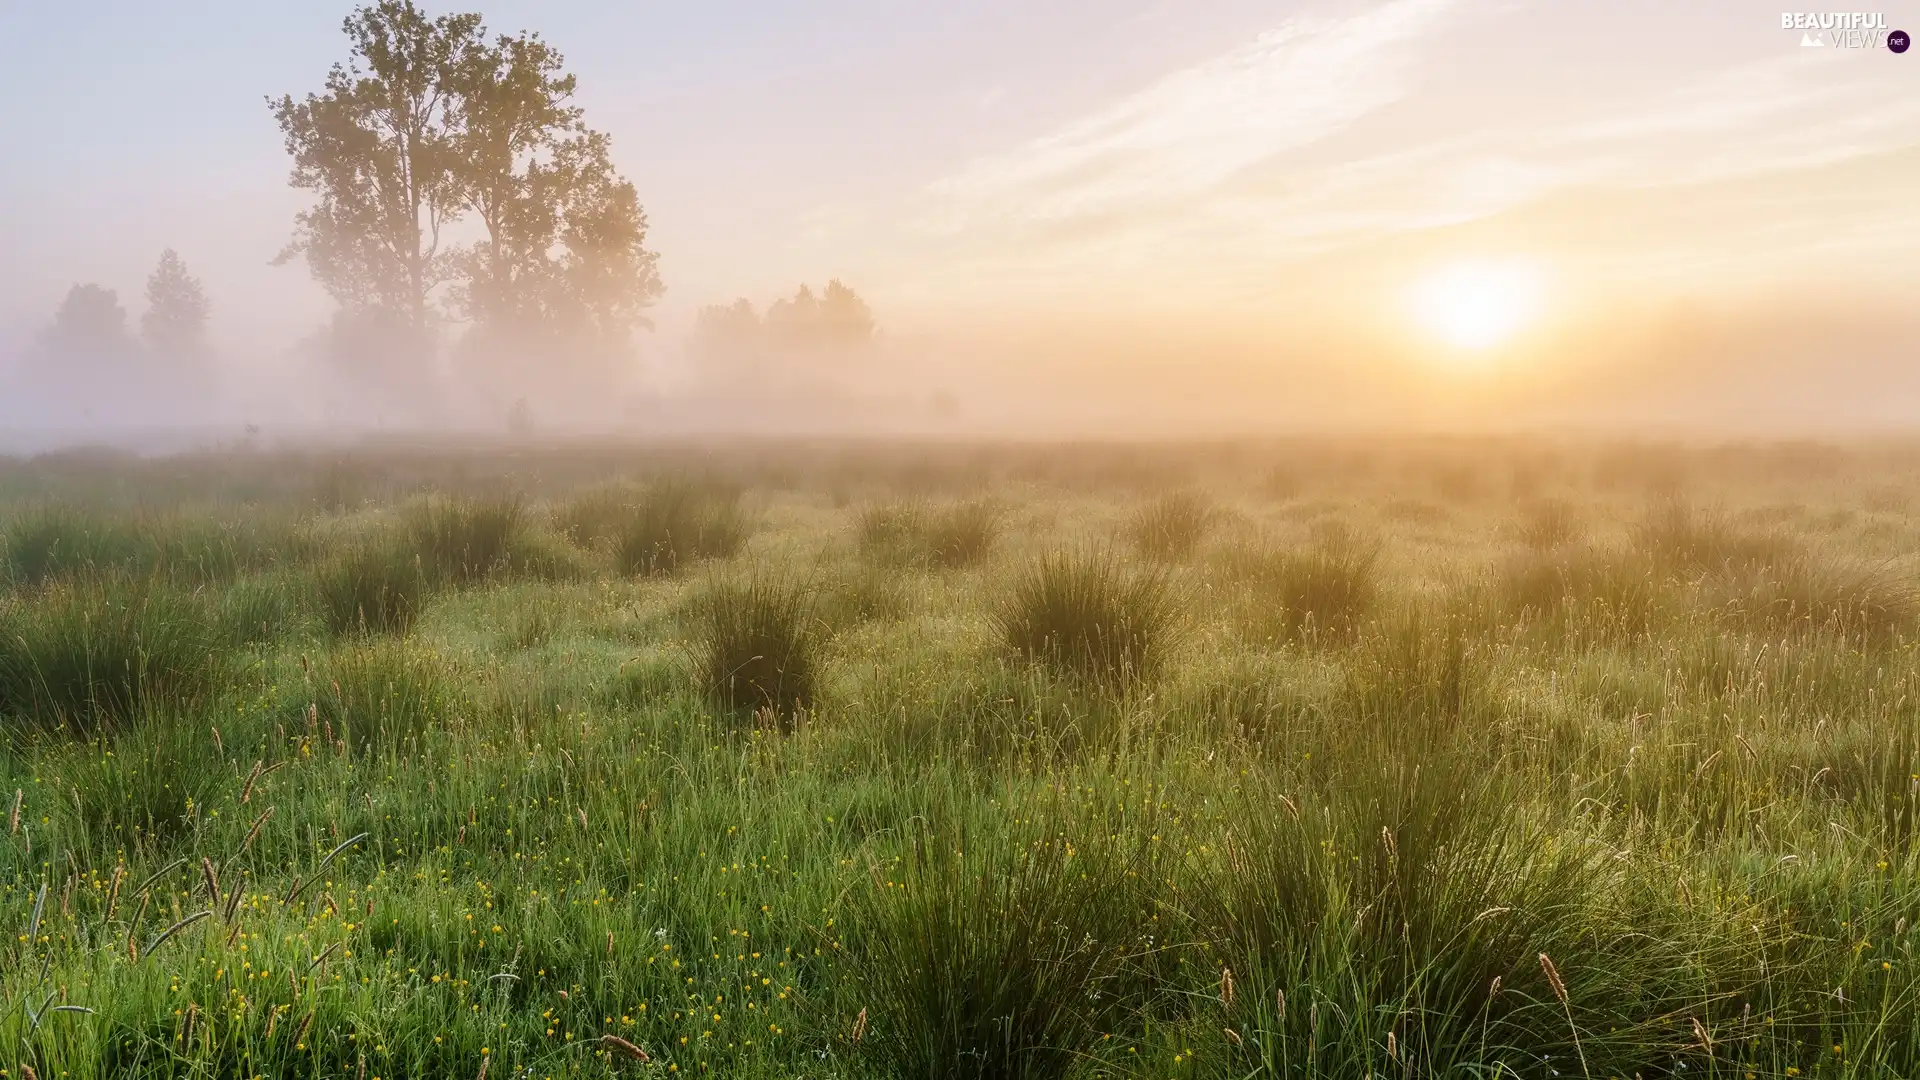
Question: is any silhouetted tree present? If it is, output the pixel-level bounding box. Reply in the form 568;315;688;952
689;281;876;388
270;2;479;334
141;249;210;357
272;0;661;405
43;284;132;358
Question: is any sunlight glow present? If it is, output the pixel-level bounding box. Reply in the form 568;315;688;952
1409;260;1545;352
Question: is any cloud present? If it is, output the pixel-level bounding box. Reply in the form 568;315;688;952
913;0;1460;236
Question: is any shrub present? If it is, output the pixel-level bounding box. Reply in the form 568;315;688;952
407;495;524;585
613;480;750;576
998;550;1178;682
1124;491;1212;561
690;574;815;731
1218;536;1379;643
315;543;427;637
0;580;218;735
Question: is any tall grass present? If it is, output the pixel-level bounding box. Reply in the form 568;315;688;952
857;499;999;569
689;573;815;731
1218;535;1380;643
0;579;217;735
407;495;524;585
607;480;750;575
844;810;1154;1080
1125;491;1213;561
998;550;1178;682
314;543;426;637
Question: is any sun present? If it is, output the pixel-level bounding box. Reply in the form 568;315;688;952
1408;259;1545;352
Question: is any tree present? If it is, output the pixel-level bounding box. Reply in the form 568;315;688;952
141;249;210;356
270;2;482;335
272;1;662;399
43;284;131;358
689;281;876;386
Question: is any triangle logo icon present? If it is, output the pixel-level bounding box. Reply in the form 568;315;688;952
1801;31;1825;46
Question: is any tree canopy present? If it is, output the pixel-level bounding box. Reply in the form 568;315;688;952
270;0;661;387
692;280;876;377
141;249;210;357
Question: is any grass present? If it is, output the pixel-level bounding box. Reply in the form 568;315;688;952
1217;534;1380;643
313;541;427;637
0;578;219;736
3;438;1920;1079
857;499;999;568
689;572;816;731
607;479;751;575
1125;491;1213;561
997;549;1178;682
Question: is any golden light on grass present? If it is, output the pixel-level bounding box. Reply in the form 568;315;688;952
1408;258;1546;354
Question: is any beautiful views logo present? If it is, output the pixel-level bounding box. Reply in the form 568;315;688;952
1780;12;1908;48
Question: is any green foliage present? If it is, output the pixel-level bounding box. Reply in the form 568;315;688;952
689;573;814;730
407;495;524;585
998;550;1178;682
5;444;1920;1080
305;640;461;756
844;812;1153;1080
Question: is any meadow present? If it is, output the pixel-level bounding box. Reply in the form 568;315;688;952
1;437;1919;1079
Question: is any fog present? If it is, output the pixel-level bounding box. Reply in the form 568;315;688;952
2;1;1916;451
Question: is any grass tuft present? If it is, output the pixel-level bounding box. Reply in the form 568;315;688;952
1125;491;1213;561
998;550;1178;682
857;499;1000;569
314;543;427;637
0;579;218;735
689;573;815;731
611;480;750;576
407;495;524;585
1218;535;1380;644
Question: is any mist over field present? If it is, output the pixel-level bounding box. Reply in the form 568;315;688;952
8;6;1920;1080
2;0;1916;449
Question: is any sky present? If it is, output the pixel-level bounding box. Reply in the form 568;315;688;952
0;0;1916;435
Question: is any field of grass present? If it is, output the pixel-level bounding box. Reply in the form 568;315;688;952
2;438;1920;1079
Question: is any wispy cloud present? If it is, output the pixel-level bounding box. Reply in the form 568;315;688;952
914;0;1460;236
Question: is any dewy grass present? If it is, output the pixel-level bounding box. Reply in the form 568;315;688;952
313;541;427;637
612;479;750;575
3;441;1920;1080
0;578;218;736
689;572;815;731
1125;490;1213;562
858;499;1000;568
997;548;1178;682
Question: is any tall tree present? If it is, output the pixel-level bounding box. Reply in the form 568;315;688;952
141;249;210;356
269;1;485;334
273;2;662;396
449;42;661;364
